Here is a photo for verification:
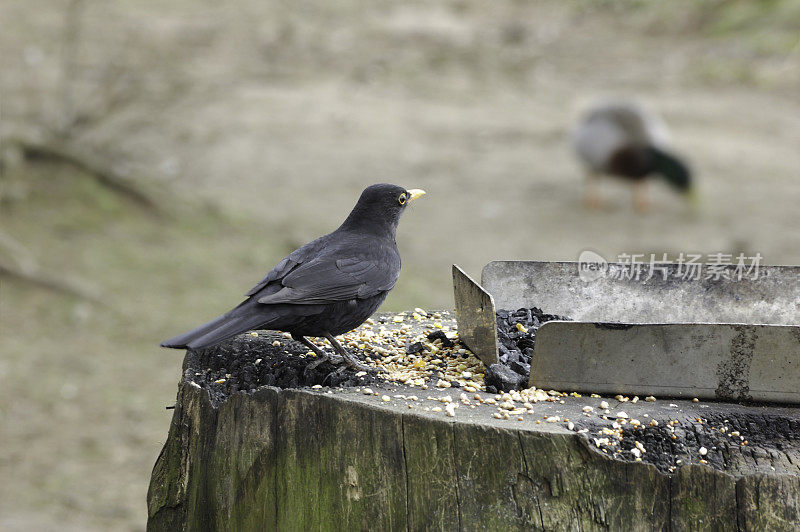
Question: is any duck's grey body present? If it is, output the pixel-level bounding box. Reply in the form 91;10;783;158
573;101;669;174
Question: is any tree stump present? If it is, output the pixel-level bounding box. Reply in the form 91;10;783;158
147;332;800;531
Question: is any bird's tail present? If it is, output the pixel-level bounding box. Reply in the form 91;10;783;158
160;308;268;350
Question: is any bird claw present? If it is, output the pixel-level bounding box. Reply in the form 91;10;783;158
304;352;341;372
304;354;330;373
634;198;652;214
321;365;348;386
322;332;379;373
342;352;378;373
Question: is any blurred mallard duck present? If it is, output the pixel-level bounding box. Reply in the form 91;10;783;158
573;101;694;212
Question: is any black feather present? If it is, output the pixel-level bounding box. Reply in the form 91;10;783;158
161;183;417;350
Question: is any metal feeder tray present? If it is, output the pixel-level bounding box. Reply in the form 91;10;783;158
453;261;800;403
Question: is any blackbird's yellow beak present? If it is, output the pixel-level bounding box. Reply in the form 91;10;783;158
406;189;426;202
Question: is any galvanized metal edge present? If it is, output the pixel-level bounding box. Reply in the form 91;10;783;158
531;321;800;403
481;261;800;325
452;264;499;366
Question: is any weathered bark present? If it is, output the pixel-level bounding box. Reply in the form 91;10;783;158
148;361;800;531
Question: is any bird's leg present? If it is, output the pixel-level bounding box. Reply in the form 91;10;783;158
324;332;376;373
584;171;604;210
292;334;342;370
292;333;326;357
633;181;651;213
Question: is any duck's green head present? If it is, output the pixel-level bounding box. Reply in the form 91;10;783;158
650;146;693;195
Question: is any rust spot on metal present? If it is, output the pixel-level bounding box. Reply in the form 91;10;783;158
715;325;756;401
593;322;634;330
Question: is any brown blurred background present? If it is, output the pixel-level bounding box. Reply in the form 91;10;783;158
1;1;799;529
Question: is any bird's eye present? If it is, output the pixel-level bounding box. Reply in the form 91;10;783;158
398;193;407;205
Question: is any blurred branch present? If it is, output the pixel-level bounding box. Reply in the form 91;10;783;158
0;231;102;303
13;1;166;215
7;136;162;213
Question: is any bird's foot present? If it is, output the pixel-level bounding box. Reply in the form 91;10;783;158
583;177;605;210
305;353;328;372
304;352;344;372
322;365;348;386
341;351;377;373
633;198;652;214
633;184;651;213
324;332;379;373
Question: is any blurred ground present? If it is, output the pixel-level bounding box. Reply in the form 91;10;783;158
1;0;799;529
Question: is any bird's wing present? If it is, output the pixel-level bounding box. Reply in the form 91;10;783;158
574;119;627;170
244;236;329;297
601;102;668;146
256;252;399;305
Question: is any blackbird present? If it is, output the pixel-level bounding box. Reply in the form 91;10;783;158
161;183;425;371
